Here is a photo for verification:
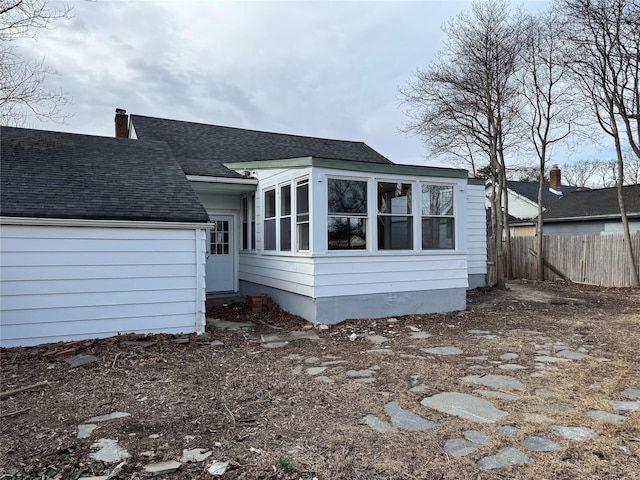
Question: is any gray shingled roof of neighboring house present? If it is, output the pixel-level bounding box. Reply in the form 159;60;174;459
130;115;393;178
543;184;640;221
507;180;589;209
1;127;210;223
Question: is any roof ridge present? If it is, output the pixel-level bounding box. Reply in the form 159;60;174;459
129;114;369;145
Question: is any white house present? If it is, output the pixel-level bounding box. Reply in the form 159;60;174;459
126;112;487;324
0;113;487;347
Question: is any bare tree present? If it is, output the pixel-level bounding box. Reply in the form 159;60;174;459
559;0;640;286
400;0;525;288
0;0;72;125
520;8;578;280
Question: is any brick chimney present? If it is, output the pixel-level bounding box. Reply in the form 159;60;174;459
549;164;561;191
115;108;129;138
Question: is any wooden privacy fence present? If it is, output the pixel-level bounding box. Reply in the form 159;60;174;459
505;233;640;287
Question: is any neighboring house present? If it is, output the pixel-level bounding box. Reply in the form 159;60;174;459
536;184;640;236
0;111;487;346
486;165;588;236
123;111;487;323
0;127;210;347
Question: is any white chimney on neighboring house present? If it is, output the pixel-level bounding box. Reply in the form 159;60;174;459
549;164;562;194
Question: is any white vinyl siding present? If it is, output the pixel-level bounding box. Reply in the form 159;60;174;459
467;183;488;277
313;254;467;297
0;224;206;347
239;253;314;296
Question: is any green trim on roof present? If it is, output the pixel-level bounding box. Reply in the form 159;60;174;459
468;177;486;186
223;157;469;178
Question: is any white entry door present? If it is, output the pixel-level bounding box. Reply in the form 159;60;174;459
206;216;235;292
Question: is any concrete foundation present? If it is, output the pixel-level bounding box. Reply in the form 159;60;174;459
240;280;466;324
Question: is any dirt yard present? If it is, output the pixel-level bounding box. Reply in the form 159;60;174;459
1;280;639;480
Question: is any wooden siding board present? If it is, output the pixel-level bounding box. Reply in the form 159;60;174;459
1;277;196;296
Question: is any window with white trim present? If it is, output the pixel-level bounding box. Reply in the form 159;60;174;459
377;182;412;250
264;188;276;250
327;178;367;250
421;184;455;249
296;179;309;251
280;184;292;251
241;194;255;250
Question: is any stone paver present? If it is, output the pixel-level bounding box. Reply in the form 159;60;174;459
522;436;561;452
535;355;569;363
410;332;432;339
421;346;463;355
181;448;212;462
499;425;518;436
622;388;640;399
462;374;525;391
556;350;588;360
315;376;334;384
362;414;397;433
65;354;100;368
464;430;492;445
77;424;98;439
477;447;532;470
207;318;253;332
143;461;182;474
306;367;328;376
498;364;527;370
610;400;640;412
90;438;130;463
421;392;508;423
586;410;626;424
500;353;519;361
444;438;480;458
346;368;375;378
384;401;439;431
261;341;289;349
474;389;518;401
409;385;429;393
365;335;389;345
86;412;130;423
468;330;492;335
552;425;598;441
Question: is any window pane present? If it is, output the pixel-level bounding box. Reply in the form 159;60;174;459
298;223;309;250
378;216;413;250
242;197;248;249
328;217;367;250
265;189;276;218
281;185;291;216
422;185;453;216
328;179;367;215
378;182;412;214
422;218;455;249
280;217;291;250
264;218;276;250
296;181;309;214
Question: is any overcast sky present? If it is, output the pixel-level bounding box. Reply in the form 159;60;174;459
15;0;612;169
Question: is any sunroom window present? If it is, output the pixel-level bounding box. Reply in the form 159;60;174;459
296;179;309;251
264;188;276;250
421;184;455;249
328;178;367;250
377;182;412;250
280;184;292;251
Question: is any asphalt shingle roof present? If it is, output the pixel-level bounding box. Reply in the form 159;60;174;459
1;127;210;223
543;184;640;220
507;180;588;209
130;115;393;178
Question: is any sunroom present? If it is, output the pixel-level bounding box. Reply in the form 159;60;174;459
226;158;485;324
